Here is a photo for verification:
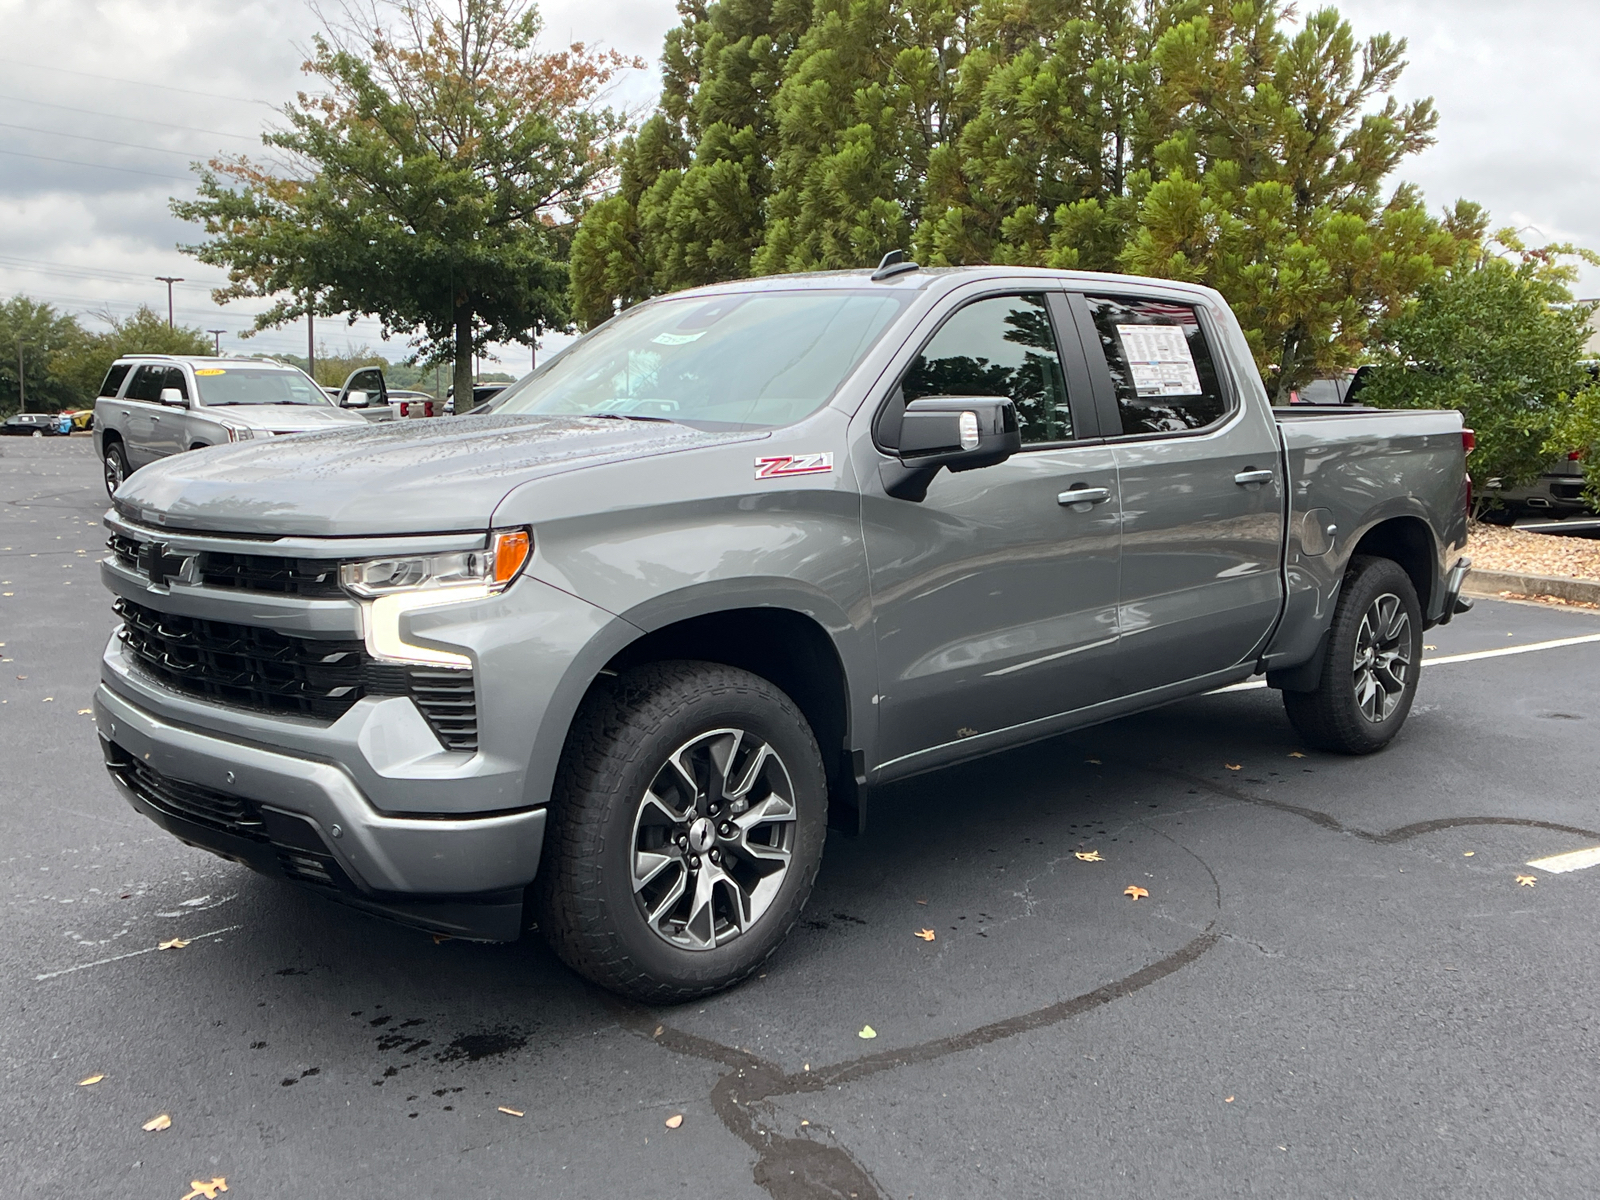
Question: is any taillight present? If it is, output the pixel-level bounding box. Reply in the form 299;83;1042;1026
1569;449;1584;461
1462;428;1476;454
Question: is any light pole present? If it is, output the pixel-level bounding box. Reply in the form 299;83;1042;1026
14;335;24;413
207;329;226;356
155;276;184;328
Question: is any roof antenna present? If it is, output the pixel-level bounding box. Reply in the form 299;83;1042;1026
871;249;919;281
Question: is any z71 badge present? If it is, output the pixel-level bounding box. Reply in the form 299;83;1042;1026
754;453;834;479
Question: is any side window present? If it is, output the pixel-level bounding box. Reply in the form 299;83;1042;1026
898;293;1073;446
99;364;131;398
1084;296;1231;435
163;367;189;400
124;365;166;402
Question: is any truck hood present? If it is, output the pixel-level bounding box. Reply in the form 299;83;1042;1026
115;414;759;537
205;404;368;433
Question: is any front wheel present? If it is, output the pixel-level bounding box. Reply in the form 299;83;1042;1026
536;661;828;1002
1283;555;1424;754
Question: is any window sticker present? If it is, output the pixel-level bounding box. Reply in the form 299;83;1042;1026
194;368;226;375
651;331;705;346
1115;324;1202;397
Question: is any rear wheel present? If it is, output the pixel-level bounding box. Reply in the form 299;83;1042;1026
536;661;828;1002
103;441;128;497
1283;556;1423;754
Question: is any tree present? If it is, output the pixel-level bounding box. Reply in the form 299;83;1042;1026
49;306;213;404
1359;213;1600;515
173;0;639;407
571;0;1456;392
0;296;88;415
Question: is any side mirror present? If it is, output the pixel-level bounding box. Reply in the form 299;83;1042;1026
158;387;188;407
880;396;1021;501
343;390;369;407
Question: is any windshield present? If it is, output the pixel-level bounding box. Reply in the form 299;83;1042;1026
194;367;332;407
487;290;908;430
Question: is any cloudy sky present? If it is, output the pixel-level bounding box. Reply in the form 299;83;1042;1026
1;0;1595;372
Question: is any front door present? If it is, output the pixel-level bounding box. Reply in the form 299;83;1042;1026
862;291;1122;777
1072;292;1285;693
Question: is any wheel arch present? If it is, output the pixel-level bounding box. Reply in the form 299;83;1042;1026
1348;514;1437;617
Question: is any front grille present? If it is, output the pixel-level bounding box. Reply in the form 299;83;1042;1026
109;532;141;571
198;551;344;597
112;596;478;748
116;595;374;720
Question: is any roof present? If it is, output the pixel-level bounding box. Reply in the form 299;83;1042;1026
117;354;301;369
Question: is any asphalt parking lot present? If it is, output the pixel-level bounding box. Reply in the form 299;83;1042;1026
6;435;1600;1199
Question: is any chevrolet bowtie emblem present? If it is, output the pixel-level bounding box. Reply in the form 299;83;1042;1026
137;541;195;588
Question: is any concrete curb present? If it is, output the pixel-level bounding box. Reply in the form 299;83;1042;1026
1463;568;1600;605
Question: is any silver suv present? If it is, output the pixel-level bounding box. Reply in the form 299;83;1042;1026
93;355;368;496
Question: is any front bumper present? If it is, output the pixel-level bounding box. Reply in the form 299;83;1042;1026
95;684;545;940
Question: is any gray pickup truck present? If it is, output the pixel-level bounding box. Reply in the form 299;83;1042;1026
93;355;371;495
94;265;1472;1000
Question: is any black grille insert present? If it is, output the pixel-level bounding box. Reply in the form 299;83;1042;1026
107;743;266;839
198;551;345;597
112;596;477;748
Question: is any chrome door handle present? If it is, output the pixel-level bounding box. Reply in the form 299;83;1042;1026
1058;487;1111;507
1234;469;1274;487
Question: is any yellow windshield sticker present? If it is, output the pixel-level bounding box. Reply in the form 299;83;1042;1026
194;368;226;375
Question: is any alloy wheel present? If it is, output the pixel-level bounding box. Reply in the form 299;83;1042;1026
629;727;797;951
1352;592;1412;723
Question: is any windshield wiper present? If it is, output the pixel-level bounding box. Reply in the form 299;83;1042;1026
587;411;677;423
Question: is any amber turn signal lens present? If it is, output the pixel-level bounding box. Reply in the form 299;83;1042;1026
491;529;531;586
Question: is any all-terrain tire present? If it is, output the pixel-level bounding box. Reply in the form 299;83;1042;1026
535;661;828;1003
103;441;128;498
1283;555;1424;754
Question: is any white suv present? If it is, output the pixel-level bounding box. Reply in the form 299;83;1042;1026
93;356;368;496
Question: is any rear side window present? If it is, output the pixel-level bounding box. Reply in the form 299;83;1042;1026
897;293;1073;446
123;365;166;402
99;364;131;398
1084;296;1231;435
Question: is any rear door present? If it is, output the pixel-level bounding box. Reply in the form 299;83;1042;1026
119;365;169;466
863;289;1122;777
1071;291;1284;693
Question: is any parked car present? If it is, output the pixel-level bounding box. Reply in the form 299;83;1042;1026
389;389;440;418
443;384;507;415
1287;366;1372;405
63;409;95;431
95;263;1472;1001
2;411;67;436
1480;451;1592;522
329;366;394;423
92;356;368;496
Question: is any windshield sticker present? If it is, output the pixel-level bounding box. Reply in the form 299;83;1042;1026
651;331;706;346
1115;324;1202;397
194;368;226;375
756;453;834;479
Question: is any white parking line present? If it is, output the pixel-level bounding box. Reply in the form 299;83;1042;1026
33;924;243;982
1211;632;1600;694
1526;847;1600;874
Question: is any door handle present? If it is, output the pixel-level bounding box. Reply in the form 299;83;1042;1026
1058;486;1111;507
1234;468;1274;487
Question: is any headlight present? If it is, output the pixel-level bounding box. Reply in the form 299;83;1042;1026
227;426;257;442
344;530;532;668
340;529;531;597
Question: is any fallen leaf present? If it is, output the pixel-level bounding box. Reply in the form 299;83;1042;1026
77;708;92;715
914;928;936;941
78;1074;104;1086
652;1025;664;1038
432;933;452;944
1288;751;1306;758
915;898;928;905
1463;851;1474;857
141;1113;172;1132
181;1179;227;1200
1085;757;1101;765
1516;875;1537;887
42;697;53;702
1123;886;1150;900
158;938;189;951
1424;644;1437;651
800;1119;810;1127
1224;1096;1234;1103
664;1113;684;1129
1074;850;1103;862
858;1025;877;1039
1225;763;1242;771
497;1106;524;1117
